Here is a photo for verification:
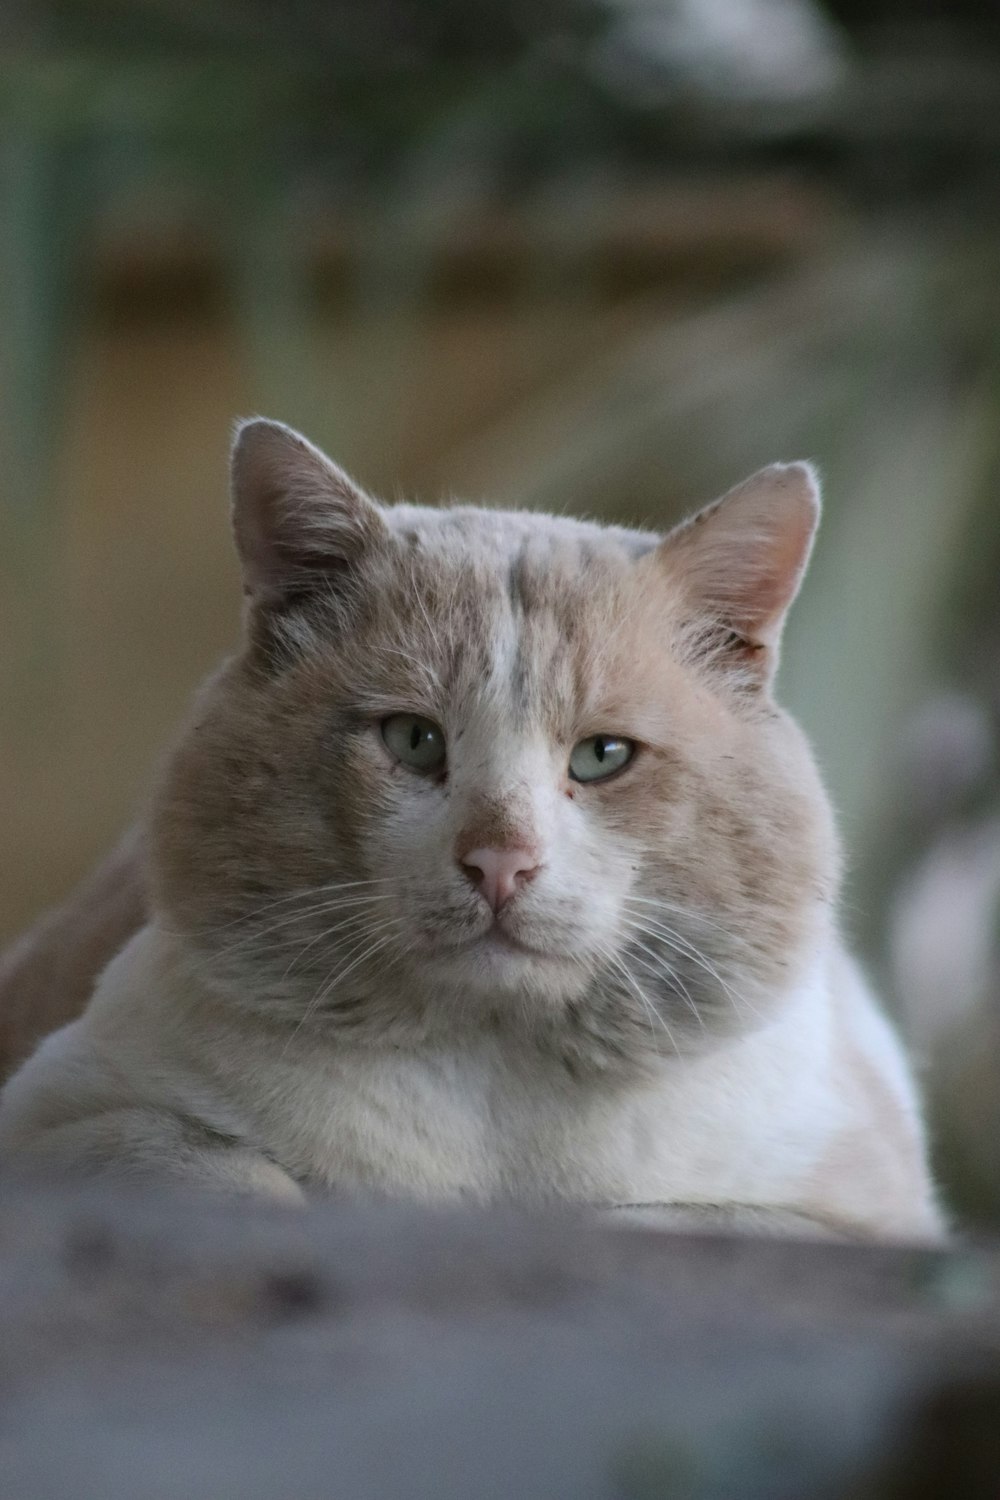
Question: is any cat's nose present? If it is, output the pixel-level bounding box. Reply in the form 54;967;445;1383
459;846;540;913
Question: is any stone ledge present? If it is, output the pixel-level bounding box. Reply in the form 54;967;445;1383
1;1185;998;1498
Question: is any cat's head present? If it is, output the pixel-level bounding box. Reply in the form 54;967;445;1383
151;419;838;1072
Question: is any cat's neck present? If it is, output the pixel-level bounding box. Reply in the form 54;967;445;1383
133;915;834;1079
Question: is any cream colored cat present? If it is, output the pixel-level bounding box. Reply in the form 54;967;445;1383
0;420;943;1239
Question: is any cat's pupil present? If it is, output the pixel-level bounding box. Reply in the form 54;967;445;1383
595;738;606;762
409;723;421;751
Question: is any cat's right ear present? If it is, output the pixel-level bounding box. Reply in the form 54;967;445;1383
230;418;387;610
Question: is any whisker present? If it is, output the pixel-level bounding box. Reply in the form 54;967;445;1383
177;878;395;939
276;907;391;982
279;922;406;1057
621;914;759;1024
601;945;681;1057
211;893;390;961
622;931;705;1031
311;927;405;1014
624;892;756;949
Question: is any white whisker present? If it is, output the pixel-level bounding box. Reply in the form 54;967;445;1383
212;893;390;961
172;878;395;940
624;891;756;949
276;907;386;982
600;944;680;1057
622;931;705;1031
621;912;759;1024
279;921;406;1058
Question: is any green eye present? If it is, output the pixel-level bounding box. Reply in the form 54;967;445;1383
381;714;447;773
569;735;635;783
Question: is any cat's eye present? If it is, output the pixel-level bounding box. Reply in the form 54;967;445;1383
569;735;635;783
381;714;447;773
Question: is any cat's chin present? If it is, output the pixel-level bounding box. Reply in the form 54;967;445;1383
471;927;554;961
422;926;586;996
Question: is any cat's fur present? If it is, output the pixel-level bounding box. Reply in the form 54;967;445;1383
0;829;145;1080
0;420;942;1238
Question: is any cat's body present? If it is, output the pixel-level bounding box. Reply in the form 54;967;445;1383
0;422;943;1238
0;828;145;1080
0;924;935;1235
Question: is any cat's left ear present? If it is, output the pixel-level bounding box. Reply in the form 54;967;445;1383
656;461;820;680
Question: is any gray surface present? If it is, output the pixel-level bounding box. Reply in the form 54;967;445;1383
1;1187;999;1498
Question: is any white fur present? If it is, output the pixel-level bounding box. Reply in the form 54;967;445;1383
0;922;942;1238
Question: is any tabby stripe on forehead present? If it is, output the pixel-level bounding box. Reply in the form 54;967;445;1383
506;546;527;612
510;632;530;717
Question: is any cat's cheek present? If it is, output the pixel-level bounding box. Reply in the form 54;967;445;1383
565;772;655;849
379;786;461;891
310;732;403;870
528;801;638;949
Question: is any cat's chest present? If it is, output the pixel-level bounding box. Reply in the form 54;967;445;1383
233;1031;824;1205
287;1044;506;1197
245;1041;565;1198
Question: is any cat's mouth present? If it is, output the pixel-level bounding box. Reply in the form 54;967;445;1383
476;926;553;960
441;919;578;967
412;903;586;971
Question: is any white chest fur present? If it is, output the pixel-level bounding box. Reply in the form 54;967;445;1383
0;923;939;1239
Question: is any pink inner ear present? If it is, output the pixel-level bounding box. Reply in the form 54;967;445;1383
659;462;820;648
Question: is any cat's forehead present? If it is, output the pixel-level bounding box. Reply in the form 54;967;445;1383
377;503;666;670
344;502;678;731
384;502;659;573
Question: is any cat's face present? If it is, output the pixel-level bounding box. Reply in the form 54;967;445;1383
151;422;838;1072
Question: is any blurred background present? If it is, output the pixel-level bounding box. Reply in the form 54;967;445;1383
1;0;999;1226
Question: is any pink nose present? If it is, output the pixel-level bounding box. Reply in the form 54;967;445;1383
460;846;540;914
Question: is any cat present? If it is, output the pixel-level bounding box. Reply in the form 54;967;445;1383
0;418;943;1238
